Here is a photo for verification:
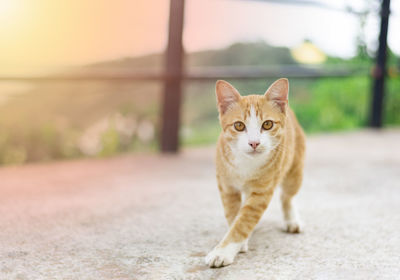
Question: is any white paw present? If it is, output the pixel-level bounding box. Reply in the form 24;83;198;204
205;243;242;268
285;220;302;233
239;239;248;253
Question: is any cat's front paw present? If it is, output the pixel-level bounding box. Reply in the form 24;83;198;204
239;239;248;253
205;247;235;268
285;220;302;233
205;243;241;268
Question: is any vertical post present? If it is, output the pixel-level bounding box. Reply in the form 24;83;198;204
161;0;185;152
369;0;390;128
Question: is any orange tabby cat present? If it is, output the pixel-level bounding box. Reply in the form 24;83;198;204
205;78;305;268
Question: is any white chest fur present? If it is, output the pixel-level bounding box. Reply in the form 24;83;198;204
225;150;269;192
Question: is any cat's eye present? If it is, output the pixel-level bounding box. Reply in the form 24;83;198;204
262;120;274;130
234;121;245;131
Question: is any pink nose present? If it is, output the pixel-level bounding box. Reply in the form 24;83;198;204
248;141;260;150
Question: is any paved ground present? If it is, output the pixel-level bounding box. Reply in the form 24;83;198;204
0;130;399;280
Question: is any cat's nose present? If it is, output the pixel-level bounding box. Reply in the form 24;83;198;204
248;141;260;150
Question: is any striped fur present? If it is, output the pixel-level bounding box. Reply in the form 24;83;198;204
206;79;306;268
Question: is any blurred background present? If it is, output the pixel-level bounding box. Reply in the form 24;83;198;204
0;0;399;165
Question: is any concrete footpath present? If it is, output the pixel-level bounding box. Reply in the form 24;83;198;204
0;130;399;279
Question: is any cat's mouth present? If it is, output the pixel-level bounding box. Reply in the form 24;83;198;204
247;150;263;155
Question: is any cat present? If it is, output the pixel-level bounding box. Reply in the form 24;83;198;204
205;78;306;268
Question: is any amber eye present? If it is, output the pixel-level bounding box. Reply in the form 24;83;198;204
234;121;245;131
262;120;273;130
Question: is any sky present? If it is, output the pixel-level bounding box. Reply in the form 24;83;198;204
0;0;399;74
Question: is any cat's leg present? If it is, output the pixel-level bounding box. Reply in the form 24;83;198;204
218;186;249;253
205;190;273;267
218;185;241;227
280;167;303;233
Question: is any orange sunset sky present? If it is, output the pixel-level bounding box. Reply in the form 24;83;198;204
0;0;399;74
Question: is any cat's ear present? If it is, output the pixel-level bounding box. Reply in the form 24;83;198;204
216;80;241;114
265;78;289;113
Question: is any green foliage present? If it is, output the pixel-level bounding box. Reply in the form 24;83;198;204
291;77;369;132
0;131;27;165
0;123;81;165
384;77;400;125
99;127;120;157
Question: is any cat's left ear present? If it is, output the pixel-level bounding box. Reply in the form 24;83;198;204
265;78;289;113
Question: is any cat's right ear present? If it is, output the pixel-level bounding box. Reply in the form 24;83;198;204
216;80;241;114
265;78;289;113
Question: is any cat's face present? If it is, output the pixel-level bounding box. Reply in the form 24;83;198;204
216;79;289;157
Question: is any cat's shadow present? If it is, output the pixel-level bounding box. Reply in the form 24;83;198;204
247;219;301;252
